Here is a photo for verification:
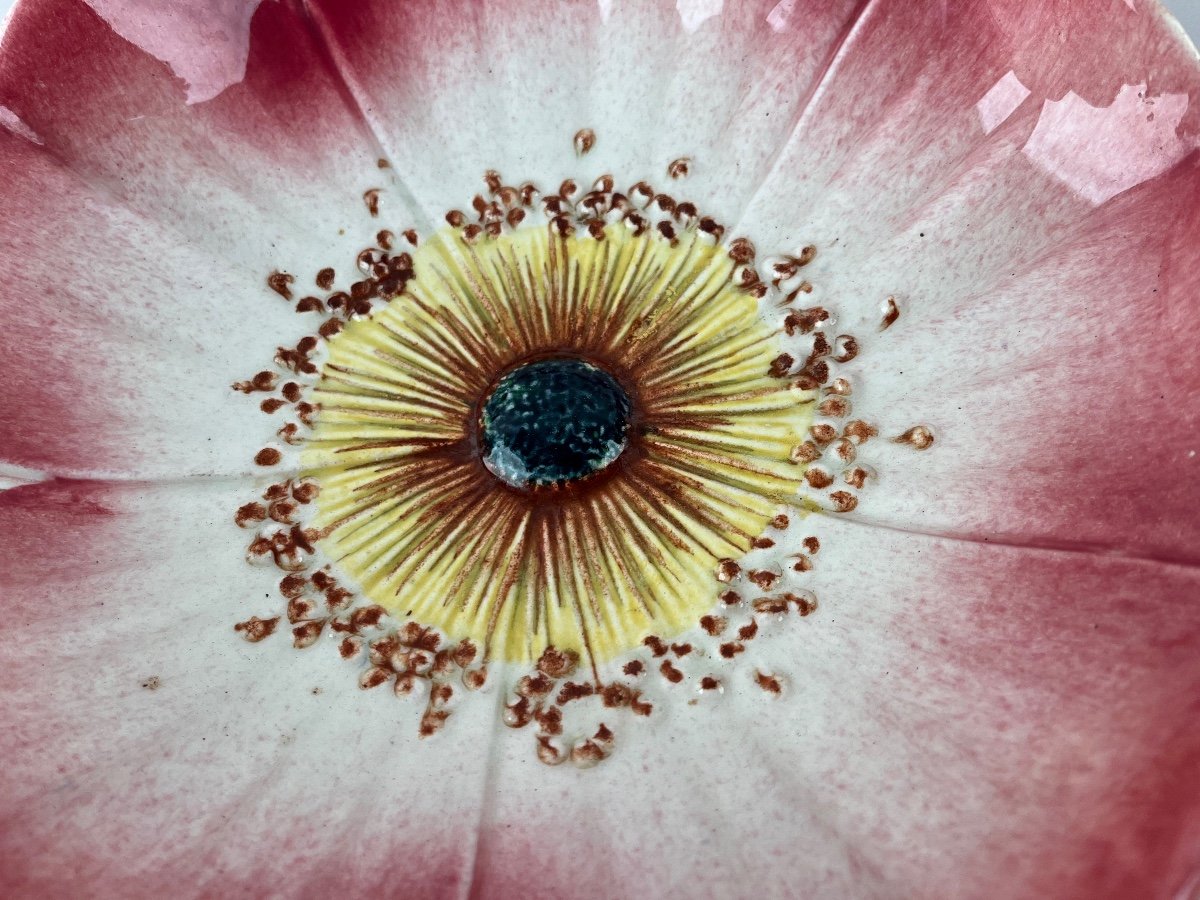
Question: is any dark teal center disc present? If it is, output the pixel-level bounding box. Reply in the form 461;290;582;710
480;358;632;488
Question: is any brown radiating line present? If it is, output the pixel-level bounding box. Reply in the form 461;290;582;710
648;332;774;390
425;262;509;360
648;385;784;411
619;243;726;361
563;503;613;623
319;361;472;409
621;465;748;559
404;288;502;377
326;463;476;551
394;481;503;577
649;439;795;481
555;506;603;683
313;404;456;428
594;239;667;356
334;437;459;455
373;478;497;586
575;239;612;350
495;243;549;350
607;474;695;555
377;306;497;396
640;449;791;513
462;243;539;359
579;497;654;620
480;502;533;660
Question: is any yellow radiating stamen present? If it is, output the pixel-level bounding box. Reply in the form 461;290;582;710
302;223;814;664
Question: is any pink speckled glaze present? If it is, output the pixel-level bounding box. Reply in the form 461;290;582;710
1;1;1198;898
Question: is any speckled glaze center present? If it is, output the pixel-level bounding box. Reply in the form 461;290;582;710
480;358;632;488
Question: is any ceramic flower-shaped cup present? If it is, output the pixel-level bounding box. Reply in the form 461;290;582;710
1;0;1198;897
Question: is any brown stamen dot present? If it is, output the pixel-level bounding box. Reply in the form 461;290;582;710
234;616;279;642
623;660;645;677
804;466;834;489
881;296;900;330
363;188;381;217
715;559;741;582
602;683;634;708
719;641;745;659
802;536;820;554
573;128;596;156
667;157;691;179
791;555;813;573
748;570;780;591
700;615;728;636
755;672;784;695
737;619;759;641
844;466;872;489
556;681;594;704
784;306;829;335
259;398;287;414
751;536;775;549
254;447;282;466
293;620;325;649
727;237;756;264
267;270;294;299
810;423;838;445
768;353;794;378
833;335;859;363
790;441;822;464
287;597;316;623
659;660;685;684
537;646;579;679
279;574;307;599
830;491;859;513
643;635;669;657
719;590;741;606
700;676;721;691
831;438;857;463
753;595;790;613
818;397;851;418
315;267;335;290
842;420;878;445
893;425;935;449
377;158;390;169
771;513;790;529
235;502;267;527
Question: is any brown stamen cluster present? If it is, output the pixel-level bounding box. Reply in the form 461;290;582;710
227;128;929;768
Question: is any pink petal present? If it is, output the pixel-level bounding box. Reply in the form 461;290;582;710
0;0;405;477
3;484;1197;897
479;517;1200;899
735;0;1200;559
0;131;313;478
302;0;866;223
0;0;411;264
80;0;263;104
0;479;488;896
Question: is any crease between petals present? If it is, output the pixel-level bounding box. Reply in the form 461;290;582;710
728;0;878;235
833;511;1200;572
